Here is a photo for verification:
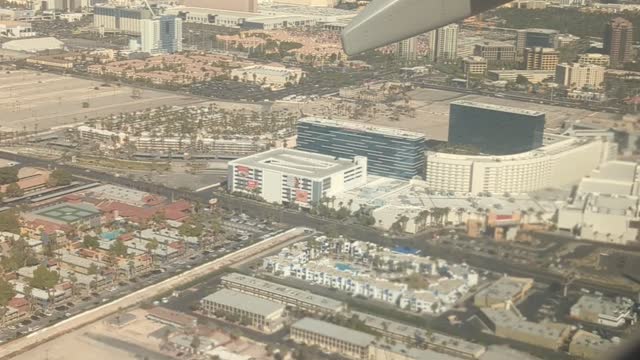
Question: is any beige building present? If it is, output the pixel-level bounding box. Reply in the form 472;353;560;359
291;318;374;360
474;276;534;309
200;289;285;332
482;308;571;350
524;47;559;71
569;330;615;360
487;70;554;83
556;63;605;90
578;53;611;67
462;56;487;75
220;273;345;314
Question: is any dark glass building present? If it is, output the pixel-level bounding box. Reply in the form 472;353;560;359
297;117;426;179
448;101;545;155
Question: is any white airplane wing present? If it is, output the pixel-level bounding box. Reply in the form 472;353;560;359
341;0;511;55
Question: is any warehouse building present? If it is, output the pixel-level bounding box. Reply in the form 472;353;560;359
227;148;367;207
569;330;615;360
220;272;344;314
570;295;636;328
290;317;374;360
480;308;571;350
297;117;426;179
201;289;285;332
474;276;534;309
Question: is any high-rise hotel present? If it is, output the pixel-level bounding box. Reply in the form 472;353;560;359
296;117;426;180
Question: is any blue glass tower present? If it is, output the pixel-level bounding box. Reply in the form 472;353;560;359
296;117;426;180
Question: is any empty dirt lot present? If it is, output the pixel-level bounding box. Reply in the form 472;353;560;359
0;70;205;132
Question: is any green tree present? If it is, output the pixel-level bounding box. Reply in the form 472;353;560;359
5;183;23;198
83;235;100;249
47;169;73;187
0;277;15;306
0;167;18;185
0;210;20;233
88;263;99;275
30;265;60;290
109;239;128;258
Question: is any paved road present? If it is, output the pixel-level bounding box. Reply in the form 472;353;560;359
0;228;306;359
1;150;638;299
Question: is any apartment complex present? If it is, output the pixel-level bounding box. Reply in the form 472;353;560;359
220;273;345;314
227;148;367;207
290;318;374;360
296;117;426;179
448;101;545;155
524;47;559;71
555;63;605;90
200;289;285;332
604;17;634;67
395;36;417;62
428;24;458;63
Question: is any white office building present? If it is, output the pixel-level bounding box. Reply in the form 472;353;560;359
228;148;367;207
425;132;616;194
140;16;182;54
556;63;605;90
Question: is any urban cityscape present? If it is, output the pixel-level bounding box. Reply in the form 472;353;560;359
0;0;639;360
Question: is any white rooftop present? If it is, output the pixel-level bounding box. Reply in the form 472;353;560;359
229;148;364;179
202;288;284;316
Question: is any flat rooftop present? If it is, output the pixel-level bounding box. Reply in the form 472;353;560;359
230;148;363;179
299;116;426;140
475;277;533;302
352;311;486;357
292;317;375;347
572;295;633;318
451;100;545;117
221;273;343;312
202;289;284;316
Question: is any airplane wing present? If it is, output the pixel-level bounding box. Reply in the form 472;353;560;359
341;0;511;55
